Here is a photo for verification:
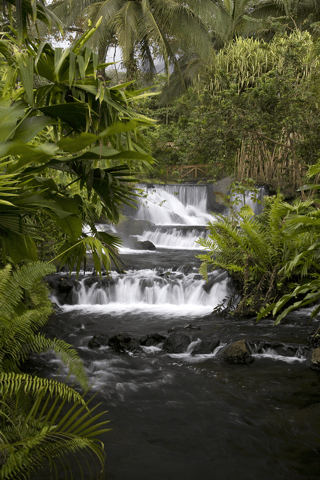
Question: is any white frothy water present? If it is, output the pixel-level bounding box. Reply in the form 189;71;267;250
137;227;207;250
136;184;215;226
58;269;232;315
231;186;268;215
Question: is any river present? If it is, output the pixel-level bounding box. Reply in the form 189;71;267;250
38;184;320;480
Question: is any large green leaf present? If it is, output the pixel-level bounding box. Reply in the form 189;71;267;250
57;132;98;152
4;143;59;173
3;233;38;263
0;100;27;143
37;103;91;131
14;116;56;143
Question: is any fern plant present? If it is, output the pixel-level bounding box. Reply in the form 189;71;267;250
198;194;320;317
0;262;110;479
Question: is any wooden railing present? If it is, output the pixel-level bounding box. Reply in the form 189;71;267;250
166;165;209;182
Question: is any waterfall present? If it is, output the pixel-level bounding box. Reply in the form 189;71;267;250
136;184;215;226
230;186;268;215
63;269;233;314
138;227;208;250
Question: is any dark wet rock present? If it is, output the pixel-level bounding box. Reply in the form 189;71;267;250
108;333;142;353
117;217;156;236
177;265;194;275
44;275;79;304
162;332;192;353
251;340;308;358
88;334;110;349
83;276;116;288
124;237;156;251
140;333;166;346
193;274;203;280
307;347;320;370
167;324;201;333
138;240;156;250
218;339;253;365
202;270;228;293
307;327;320;349
83;276;99;288
192;336;220;355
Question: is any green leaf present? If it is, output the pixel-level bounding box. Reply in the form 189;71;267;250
37;103;91;132
0;100;26;143
15;52;35;107
6;234;38;263
14;116;56;143
54;214;82;239
57;133;98;153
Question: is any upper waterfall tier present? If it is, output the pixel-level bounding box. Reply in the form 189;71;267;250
135;184;215;226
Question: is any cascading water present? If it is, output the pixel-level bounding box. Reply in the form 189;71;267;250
136;184;214;226
230;186;268;215
139;227;208;250
57;269;232;315
37;182;320;480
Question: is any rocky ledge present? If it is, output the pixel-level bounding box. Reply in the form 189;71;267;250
87;323;320;368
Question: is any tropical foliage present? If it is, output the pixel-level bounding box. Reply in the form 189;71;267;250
198;173;320;322
50;0;213;86
0;262;110;479
0;5;157;477
0;19;155;273
141;30;320;187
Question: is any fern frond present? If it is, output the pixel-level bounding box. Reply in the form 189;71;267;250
0;263;55;320
0;373;84;404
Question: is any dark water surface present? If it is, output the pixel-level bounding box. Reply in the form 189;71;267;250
35;248;320;480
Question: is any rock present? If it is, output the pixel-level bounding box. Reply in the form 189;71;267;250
108;333;142;353
177;265;194;275
307;327;320;349
88;334;109;349
251;340;309;358
140;333;166;346
44;275;79;305
162;332;192;353
218;339;253;365
308;347;320;370
167;324;201;333
138;240;156;250
192;336;220;355
202;270;228;293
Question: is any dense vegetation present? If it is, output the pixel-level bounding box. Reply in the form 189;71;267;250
2;0;320;477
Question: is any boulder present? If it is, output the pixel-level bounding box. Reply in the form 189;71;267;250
44;275;79;304
88;334;109;349
308;347;320;370
307;327;320;349
108;333;142;353
162;332;192;353
192;336;220;355
218;339;253;365
202;270;228;293
140;333;166;346
138;240;156;250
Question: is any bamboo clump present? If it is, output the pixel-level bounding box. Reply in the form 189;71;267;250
235;131;307;195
